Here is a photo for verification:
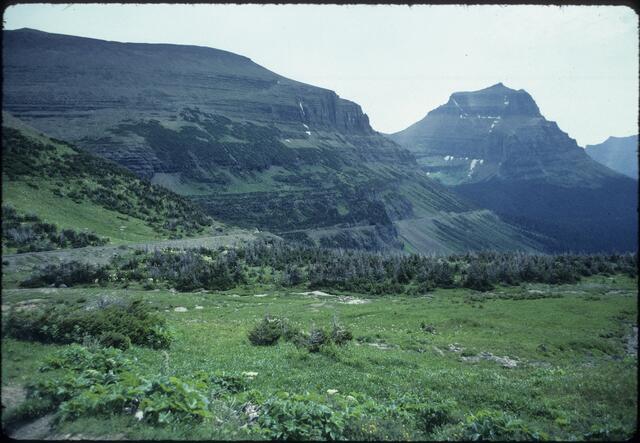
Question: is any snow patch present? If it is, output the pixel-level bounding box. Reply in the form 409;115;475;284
302;123;309;129
444;155;454;161
452;98;468;117
298;101;305;116
305;131;311;136
468;159;484;177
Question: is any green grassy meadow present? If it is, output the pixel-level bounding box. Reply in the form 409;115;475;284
2;275;636;440
2;181;161;245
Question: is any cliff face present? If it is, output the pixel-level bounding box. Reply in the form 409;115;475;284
389;83;638;252
2;28;373;137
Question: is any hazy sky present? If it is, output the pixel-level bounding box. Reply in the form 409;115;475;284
3;3;638;146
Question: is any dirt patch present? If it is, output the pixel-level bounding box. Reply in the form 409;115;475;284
367;341;395;350
461;351;520;368
294;290;335;297
12;299;48;312
337;296;370;305
2;385;27;410
9;413;55;440
625;326;638;356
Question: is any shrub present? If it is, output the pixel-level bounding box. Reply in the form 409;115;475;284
4;299;172;349
98;331;131;350
396;396;456;433
330;318;353;346
32;346;212;425
247;315;283;346
256;392;344;440
1;205;108;252
246;316;353;351
306;326;329;353
255;391;435;440
209;372;248;395
21;261;109;288
438;409;548;441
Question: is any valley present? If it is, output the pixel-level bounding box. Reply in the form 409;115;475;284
1;21;637;442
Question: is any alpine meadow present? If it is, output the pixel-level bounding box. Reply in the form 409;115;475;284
1;4;638;441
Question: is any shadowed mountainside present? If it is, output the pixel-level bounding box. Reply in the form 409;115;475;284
2;28;545;254
389;83;637;252
585;135;638;180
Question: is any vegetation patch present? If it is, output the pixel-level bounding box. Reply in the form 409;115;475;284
2;126;215;241
2;205;107;253
247;314;353;352
3;299;171;349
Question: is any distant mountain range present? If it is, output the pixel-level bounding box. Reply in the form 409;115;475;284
2;28;545;254
585;135;638;180
389;83;637;252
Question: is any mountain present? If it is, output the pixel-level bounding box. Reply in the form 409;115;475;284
2;112;224;251
585;135;638;180
390;83;638;253
2;28;545;254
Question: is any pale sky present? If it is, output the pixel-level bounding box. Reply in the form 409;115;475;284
3;3;638;146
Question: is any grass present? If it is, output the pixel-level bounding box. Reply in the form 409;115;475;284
2;180;161;244
1;274;637;440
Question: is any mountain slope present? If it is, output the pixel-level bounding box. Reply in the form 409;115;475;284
2;113;225;250
390;83;637;253
585;135;638;180
2;28;545;254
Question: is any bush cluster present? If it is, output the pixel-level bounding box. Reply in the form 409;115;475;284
256;391;457;440
434;409;548;441
20;261;110;288
17;239;638;295
241;239;637;294
113;249;245;291
247;315;352;352
4;299;171;349
27;345;214;425
2;205;108;252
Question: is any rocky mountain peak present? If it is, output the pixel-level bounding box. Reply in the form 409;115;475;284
390;82;617;187
437;83;541;120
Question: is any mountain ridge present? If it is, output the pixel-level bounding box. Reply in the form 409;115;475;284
585;135;638;180
389;83;637;252
2;28;545;254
